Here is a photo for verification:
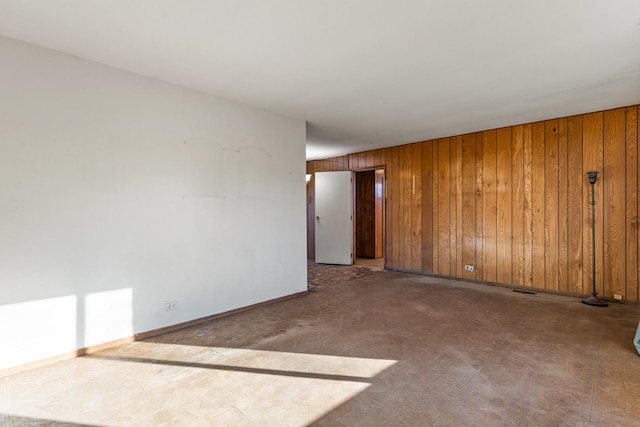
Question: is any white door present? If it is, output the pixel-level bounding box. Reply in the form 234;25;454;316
315;171;353;265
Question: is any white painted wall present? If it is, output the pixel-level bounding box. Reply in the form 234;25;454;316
0;36;307;372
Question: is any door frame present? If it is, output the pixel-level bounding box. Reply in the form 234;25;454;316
306;165;386;268
352;165;386;266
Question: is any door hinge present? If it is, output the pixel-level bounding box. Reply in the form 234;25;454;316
350;215;352;220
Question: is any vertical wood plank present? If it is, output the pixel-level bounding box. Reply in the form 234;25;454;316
327;158;334;171
545;120;559;290
392;147;401;269
432;141;440;274
422;141;434;274
462;134;476;280
326;157;334;171
367;151;375;168
374;150;382;168
450;139;457;276
532;122;546;289
333;158;340;171
511;125;525;286
403;145;413;271
627;106;639;302
496;127;512;284
475;132;484;280
583;112;604;296
438;138;451;276
380;149;386;245
327;157;335;171
392;146;402;269
603;108;626;298
558;118;569;293
349;154;357;170
392;146;400;269
523;124;533;286
482;130;498;282
567;116;584;294
411;143;423;272
382;149;390;263
384;148;394;268
392;146;401;269
455;137;464;277
378;156;386;260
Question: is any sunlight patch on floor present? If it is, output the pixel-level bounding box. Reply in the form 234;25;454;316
1;342;396;426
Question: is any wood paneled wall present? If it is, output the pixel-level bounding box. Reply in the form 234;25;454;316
307;105;640;302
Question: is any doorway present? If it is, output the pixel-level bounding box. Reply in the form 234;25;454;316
354;169;384;268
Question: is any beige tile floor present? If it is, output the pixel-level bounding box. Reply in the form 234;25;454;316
2;264;640;426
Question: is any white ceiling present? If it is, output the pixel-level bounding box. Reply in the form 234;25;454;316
1;1;639;160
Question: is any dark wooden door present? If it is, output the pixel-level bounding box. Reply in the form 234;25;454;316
356;171;376;258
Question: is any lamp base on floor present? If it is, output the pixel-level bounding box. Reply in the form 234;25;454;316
581;295;608;307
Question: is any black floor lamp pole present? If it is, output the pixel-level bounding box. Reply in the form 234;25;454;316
582;171;608;307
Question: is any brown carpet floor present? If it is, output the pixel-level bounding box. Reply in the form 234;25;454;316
2;264;640;426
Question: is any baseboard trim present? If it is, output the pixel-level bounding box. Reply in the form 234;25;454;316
0;290;308;378
133;291;308;341
384;268;640;305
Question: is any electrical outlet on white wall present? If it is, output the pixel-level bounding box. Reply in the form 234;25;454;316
165;301;178;311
